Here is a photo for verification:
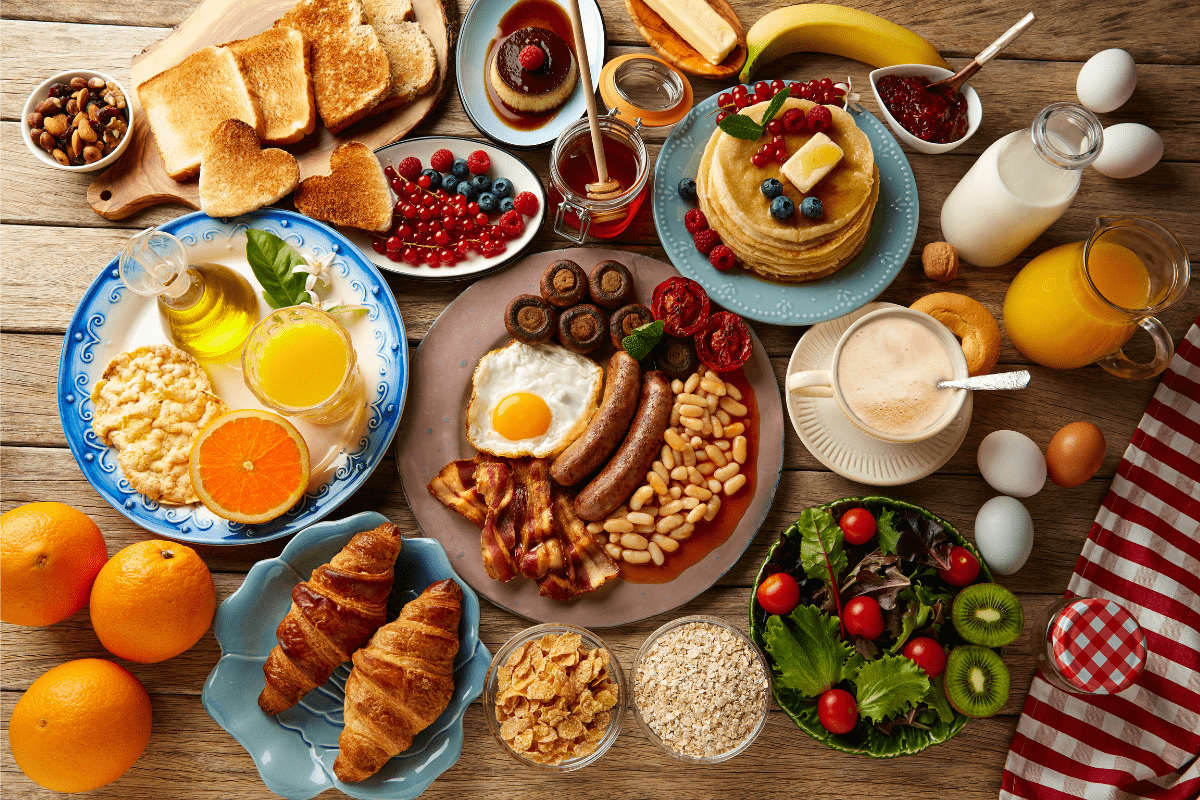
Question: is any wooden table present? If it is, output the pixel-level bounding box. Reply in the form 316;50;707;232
2;1;1197;797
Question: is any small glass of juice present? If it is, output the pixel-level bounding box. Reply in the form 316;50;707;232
242;306;365;424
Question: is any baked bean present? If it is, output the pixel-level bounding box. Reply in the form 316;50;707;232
690;435;704;449
707;394;719;413
664;428;687;451
725;422;746;438
670;465;688;481
647;471;668;495
714;462;740;482
635;524;656;535
708;478;722;494
671;378;684;393
715;439;731;451
627;511;655;526
700;378;726;396
716;409;731;425
696;461;716;476
682;496;700;509
622;549;652;564
620;532;649;550
724;474;747;496
681;445;697;466
669;485;682;499
604;518;633;533
652;533;679;552
684;373;700;394
719;396;748;416
687;466;705;486
686;504;708;524
660;499;684;516
653;461;670;482
630;485;654;510
701;415;713;436
725;383;742;401
648;541;665;566
608;532;620;544
678;392;706;407
694;447;709;462
711;416;724;438
586;522;604;534
604;543;622;559
705;444;728;467
656;514;684;533
680;416;704;432
669;406;681;427
733;435;748;464
669;523;695;540
661;445;675;470
705;496;721;521
684;484;712;501
679;404;704;418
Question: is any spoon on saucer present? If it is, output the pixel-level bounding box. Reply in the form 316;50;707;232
938;370;1031;391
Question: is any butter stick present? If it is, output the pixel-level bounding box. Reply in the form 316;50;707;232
642;0;737;66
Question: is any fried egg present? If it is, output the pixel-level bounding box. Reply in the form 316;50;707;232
467;341;603;458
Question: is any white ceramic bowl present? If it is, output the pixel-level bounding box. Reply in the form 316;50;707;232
868;64;982;154
21;69;133;172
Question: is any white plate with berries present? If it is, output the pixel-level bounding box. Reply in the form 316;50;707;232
341;137;548;281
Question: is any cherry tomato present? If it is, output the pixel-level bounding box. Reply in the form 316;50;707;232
694;311;753;373
903;637;947;679
818;688;858;734
842;595;884;640
756;573;800;616
937;545;981;587
839;508;877;545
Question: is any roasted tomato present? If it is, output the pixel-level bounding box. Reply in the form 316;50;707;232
651;277;710;336
695;311;753;372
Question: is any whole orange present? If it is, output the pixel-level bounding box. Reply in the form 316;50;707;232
8;658;152;792
89;540;216;663
1;502;108;626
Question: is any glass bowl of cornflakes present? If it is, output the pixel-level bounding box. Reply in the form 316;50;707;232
484;623;626;771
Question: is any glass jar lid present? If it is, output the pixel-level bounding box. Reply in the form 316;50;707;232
599;55;693;127
1049;598;1146;694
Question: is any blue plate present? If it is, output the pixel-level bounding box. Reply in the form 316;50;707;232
652;89;919;326
57;210;408;545
456;0;605;149
202;511;490;800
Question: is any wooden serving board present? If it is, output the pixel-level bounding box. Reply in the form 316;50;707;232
623;0;746;79
86;0;455;220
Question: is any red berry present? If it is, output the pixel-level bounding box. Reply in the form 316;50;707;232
466;149;490;175
717;92;733;109
750;152;769;168
518;44;545;71
372;238;386;254
754;89;771;104
806;105;833;133
434;230;450;246
402;247;420;264
753;81;769;96
401;204;417;219
782;107;807;134
819;77;834;91
715;111;729;123
418;206;434;221
766;119;783;136
475;211;489;225
439;248;455;264
774;146;788;162
684;208;708;234
417;174;432;189
402;181;419;197
430;148;454;172
709;244;736;271
788;81;803;97
424;249;440;265
693;229;720;255
771;134;786;146
396;223;413;239
397;156;422;180
513;191;539;216
769;79;786;95
386;235;403;252
498;209;525;238
383;165;398;179
467;201;480;215
733;94;749;109
732;84;747;97
799;83;817;101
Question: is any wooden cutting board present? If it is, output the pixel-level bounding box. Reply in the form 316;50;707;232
87;0;454;220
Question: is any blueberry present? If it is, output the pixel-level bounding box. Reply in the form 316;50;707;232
471;174;492;194
451;158;470;179
760;178;783;199
499;196;516;213
456;181;478;201
421;169;442;191
800;196;824;220
478;191;498;212
678;178;697;201
491;177;514;198
442;173;457;190
770;195;795;221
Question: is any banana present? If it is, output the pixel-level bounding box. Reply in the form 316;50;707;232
740;4;950;82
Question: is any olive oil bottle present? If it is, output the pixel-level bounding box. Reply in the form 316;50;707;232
119;229;259;360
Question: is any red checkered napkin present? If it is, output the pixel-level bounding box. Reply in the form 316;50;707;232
1001;318;1200;800
1049;598;1147;694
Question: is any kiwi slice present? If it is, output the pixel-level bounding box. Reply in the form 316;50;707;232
944;645;1010;718
951;582;1024;647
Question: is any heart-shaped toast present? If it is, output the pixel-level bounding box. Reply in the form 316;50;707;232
294;142;392;233
199;119;300;218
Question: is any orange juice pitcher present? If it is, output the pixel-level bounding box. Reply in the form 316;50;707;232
1003;216;1189;378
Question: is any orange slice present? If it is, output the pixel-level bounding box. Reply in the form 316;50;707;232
189;409;310;524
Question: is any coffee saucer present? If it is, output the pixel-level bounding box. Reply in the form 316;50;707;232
786;302;972;486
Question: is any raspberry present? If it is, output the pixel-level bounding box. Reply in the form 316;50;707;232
684;208;708;234
512;190;539;216
518;44;545;71
693;229;720;255
498;209;525;238
397;156;422;180
782;107;807;134
429;148;454;172
467;150;491;175
806;105;833;134
709;244;736;271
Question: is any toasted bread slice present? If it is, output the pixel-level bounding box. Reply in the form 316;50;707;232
138;46;264;181
294;142;391;232
200;119;300;218
360;0;438;113
225;28;316;145
277;0;391;133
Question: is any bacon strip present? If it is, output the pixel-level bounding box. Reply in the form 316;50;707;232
428;457;488;526
476;460;518;582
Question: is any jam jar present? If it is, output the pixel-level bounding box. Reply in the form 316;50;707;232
1031;596;1147;695
548;113;650;242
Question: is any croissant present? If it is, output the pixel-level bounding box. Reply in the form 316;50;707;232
333;578;462;782
258;522;404;716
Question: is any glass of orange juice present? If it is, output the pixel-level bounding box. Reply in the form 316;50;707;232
1003;216;1189;379
242;306;365;424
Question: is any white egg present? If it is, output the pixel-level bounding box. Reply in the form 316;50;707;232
977;430;1046;497
974;496;1034;575
1093;123;1164;179
466;341;603;458
1076;48;1137;113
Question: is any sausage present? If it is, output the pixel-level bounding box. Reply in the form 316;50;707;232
574;370;673;521
551;351;642;487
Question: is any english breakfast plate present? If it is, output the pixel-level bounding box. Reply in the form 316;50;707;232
58;210;408;545
394;247;785;627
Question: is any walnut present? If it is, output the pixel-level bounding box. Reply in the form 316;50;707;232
923;241;959;282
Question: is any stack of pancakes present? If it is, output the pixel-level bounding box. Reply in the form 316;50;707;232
696;97;879;283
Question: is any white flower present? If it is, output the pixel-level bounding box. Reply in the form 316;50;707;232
294;251;336;296
836;76;863;113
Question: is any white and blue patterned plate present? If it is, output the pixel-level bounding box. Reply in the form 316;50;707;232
202;511;490;800
57;210;408;545
652;88;919;326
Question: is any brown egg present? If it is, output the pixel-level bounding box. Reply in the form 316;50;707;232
1046;421;1107;487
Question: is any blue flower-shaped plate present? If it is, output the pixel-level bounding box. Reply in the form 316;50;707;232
57;210;408;545
202;511;490;800
652;86;919;326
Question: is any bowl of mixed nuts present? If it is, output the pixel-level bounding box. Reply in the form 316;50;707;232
22;69;131;172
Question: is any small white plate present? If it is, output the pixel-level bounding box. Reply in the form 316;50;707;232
785;302;972;486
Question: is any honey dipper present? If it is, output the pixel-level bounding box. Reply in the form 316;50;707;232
565;0;622;201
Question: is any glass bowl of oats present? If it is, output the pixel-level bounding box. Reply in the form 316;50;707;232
484;623;627;771
631;615;771;763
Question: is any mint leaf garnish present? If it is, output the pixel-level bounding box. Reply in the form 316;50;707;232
762;604;860;697
851;654;930;724
758;88;790;128
716;89;792;141
246;229;311;309
622;320;664;361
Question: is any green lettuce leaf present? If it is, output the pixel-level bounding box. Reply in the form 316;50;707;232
924;676;957;725
763;604;859;697
851;654;930;724
797;507;847;584
876;508;901;556
246;229;311;309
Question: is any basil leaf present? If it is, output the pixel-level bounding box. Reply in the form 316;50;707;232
717;113;765;141
622;320;664;361
246;229;311;308
758;88;791;127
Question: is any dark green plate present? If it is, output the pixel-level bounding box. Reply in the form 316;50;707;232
748;496;995;758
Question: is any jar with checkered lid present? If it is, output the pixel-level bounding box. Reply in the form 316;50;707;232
1032;597;1147;695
